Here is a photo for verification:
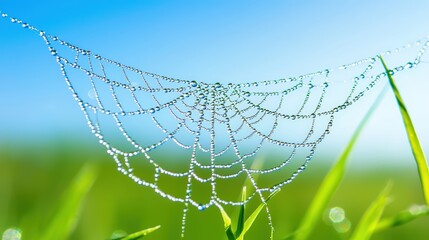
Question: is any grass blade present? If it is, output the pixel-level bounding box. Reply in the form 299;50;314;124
290;85;388;240
112;225;161;240
380;56;429;206
41;164;97;240
350;182;392;240
235;187;247;238
216;203;236;240
375;205;429;231
237;189;280;240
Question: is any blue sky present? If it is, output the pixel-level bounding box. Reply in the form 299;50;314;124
1;1;429;166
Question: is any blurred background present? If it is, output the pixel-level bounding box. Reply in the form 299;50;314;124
1;1;429;239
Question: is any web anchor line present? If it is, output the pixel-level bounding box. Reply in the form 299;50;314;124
2;11;429;238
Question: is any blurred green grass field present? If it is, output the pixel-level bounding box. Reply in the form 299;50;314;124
1;140;428;240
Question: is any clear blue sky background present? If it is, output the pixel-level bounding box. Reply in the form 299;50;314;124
1;0;428;166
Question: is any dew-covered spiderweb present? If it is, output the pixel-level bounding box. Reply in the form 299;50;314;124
2;11;429;237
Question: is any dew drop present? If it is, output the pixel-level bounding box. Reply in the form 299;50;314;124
406;62;414;69
50;49;57;56
244;91;251;97
197;204;206;211
190;80;198;87
149;108;155;113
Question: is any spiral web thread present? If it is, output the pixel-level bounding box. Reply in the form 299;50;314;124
2;12;429;237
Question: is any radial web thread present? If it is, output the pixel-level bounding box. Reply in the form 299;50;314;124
2;11;429;237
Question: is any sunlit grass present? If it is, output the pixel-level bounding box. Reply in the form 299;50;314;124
380;56;429;206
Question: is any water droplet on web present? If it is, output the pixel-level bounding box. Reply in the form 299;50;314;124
406;62;414;68
197;204;206;211
149;108;155;113
244;92;251;97
190;80;198;87
49;47;57;56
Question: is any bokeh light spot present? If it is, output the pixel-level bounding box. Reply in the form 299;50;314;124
2;228;22;240
329;206;346;223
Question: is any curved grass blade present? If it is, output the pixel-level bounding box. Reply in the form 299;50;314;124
380;56;429;206
288;85;389;240
111;225;161;240
216;203;236;240
235;187;247;238
375;205;429;231
41;164;97;240
236;189;280;240
350;182;392;240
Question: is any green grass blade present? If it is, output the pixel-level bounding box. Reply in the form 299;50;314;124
290;86;388;240
235;187;247;238
41;164;97;240
375;205;429;231
216;203;236;240
380;56;429;206
112;225;161;240
237;189;280;240
350;182;392;240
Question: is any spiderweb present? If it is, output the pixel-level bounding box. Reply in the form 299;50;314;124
2;12;429;237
